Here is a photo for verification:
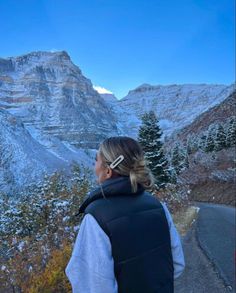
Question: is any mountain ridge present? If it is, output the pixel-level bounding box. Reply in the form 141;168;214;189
0;50;119;149
0;51;234;195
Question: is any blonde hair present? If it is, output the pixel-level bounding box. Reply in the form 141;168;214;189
99;136;155;192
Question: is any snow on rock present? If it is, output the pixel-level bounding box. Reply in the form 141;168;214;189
114;83;234;138
0;51;118;149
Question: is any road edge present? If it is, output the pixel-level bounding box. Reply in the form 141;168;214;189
195;208;234;291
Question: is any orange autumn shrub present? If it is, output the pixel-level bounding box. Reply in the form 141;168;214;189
0;164;90;291
22;241;72;293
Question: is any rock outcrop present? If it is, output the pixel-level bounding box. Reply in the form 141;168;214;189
0;51;118;149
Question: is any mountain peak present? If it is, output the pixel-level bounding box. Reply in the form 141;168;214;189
126;83;156;96
11;50;70;59
4;50;72;68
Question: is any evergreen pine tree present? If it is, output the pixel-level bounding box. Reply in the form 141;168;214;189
168;166;177;184
186;135;199;154
138;111;169;189
198;133;207;151
215;124;227;151
226;116;236;147
205;125;216;152
171;144;181;173
183;147;189;169
171;143;186;174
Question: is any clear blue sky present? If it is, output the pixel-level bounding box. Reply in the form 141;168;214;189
0;0;234;99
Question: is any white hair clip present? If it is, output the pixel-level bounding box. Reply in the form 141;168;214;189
110;155;124;169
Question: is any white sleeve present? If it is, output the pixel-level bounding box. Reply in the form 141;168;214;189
161;203;185;279
65;214;118;293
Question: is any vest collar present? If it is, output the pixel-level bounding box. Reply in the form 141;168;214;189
78;176;144;214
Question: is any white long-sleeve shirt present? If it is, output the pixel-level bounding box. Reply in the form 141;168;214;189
66;203;185;293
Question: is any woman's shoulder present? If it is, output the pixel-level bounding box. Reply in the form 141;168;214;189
74;214;111;251
81;213;103;229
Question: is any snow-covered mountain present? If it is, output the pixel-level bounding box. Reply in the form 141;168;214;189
0;51;118;149
113;83;234;138
0;51;234;195
0;108;95;195
0;109;63;194
169;89;236;143
99;93;118;103
94;92;132;135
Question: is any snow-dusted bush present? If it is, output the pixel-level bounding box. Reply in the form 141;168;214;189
0;163;91;292
154;183;190;214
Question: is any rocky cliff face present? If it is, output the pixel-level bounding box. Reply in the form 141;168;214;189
114;83;234;138
99;93;118;103
170;90;236;143
0;51;118;148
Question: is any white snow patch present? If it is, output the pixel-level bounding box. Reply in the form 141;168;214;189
18;241;25;252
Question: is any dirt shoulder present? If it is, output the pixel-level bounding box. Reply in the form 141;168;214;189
190;182;235;206
173;205;199;236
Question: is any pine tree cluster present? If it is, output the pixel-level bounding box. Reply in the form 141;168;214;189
187;116;236;154
169;117;236;177
138;112;235;185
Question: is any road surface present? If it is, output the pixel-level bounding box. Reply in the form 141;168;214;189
175;203;235;292
196;203;235;290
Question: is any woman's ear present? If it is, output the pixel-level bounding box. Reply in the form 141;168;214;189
106;167;113;179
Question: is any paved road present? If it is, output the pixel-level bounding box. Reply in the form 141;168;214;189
175;224;230;293
196;203;235;290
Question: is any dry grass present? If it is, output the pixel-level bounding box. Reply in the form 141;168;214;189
173;206;199;236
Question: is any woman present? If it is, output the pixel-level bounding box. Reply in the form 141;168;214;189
66;136;185;293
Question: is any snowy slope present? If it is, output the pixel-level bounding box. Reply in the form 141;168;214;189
0;109;65;194
171;89;236;143
0;108;95;195
113;83;234;138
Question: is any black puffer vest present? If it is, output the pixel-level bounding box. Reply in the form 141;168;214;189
79;177;174;293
